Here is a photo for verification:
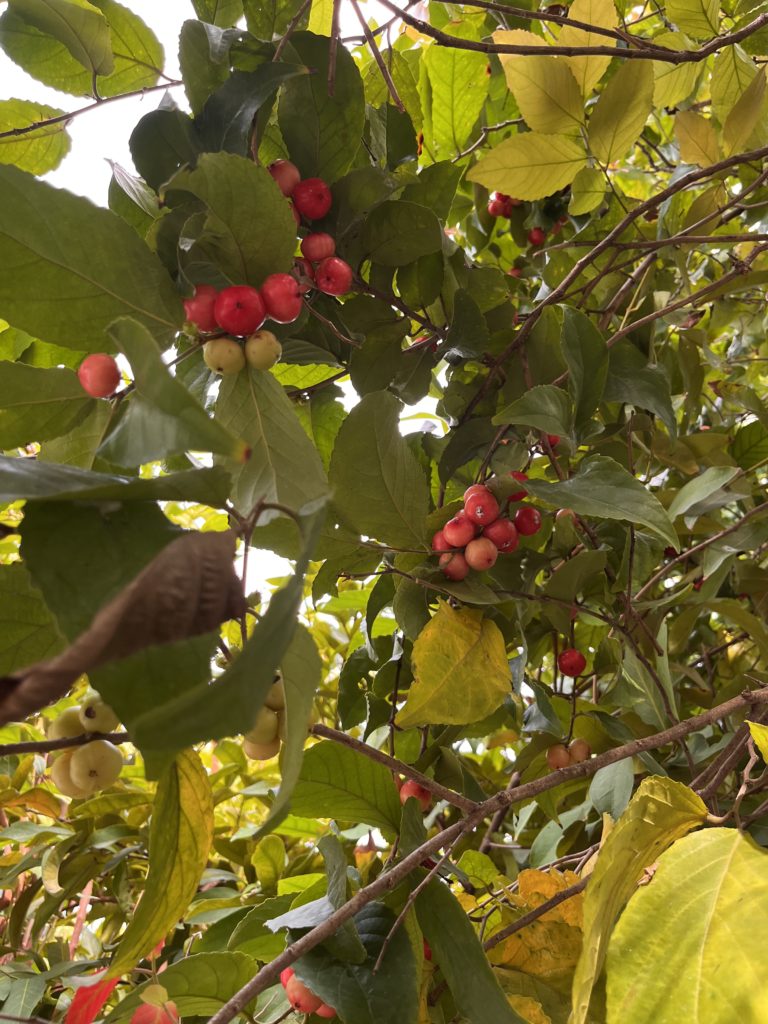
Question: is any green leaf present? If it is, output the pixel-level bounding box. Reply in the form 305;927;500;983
467;132;587;202
0;99;70;174
588;60;654;163
290;740;402;832
732;419;768;469
360;200;443;267
277;32;365;183
667;466;740;520
243;0;305;40
7;0;114;76
97;318;248;465
570;777;707;1024
401;161;462;222
568;166;606;215
328;391;430;550
2;977;45;1019
557;0;619;96
442;289;490;359
652;32;699;108
711;45;757;125
423;44;489;157
178;20;233;115
0;563;63;676
724;68;768;154
607;828;768;1022
523;455;679;548
493;29;584;134
228;895;294;960
588;760;634;818
493;384;573;436
129;108;202;192
0;363;91;448
560;306;608;429
666;0;719;39
0;164;182;348
416;877;523;1024
167;152;296;286
107;750;214;977
193;0;243;28
604;341;676;437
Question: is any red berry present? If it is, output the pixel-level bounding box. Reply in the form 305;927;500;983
285;977;322;1015
546;434;560;447
316;1006;337;1019
292;177;332;220
464;489;500;527
279;968;295;988
507;267;522;278
292;258;315;294
439;551;470;581
508;471;528;501
514;506;542;536
664;546;677;559
423;940;432;961
482;517;519;552
465;537;498;571
129;1004;179;1024
268;159;301;196
77;354;121;398
432;530;451;552
315;256;353;295
399;779;432;812
558;648;586;676
213;285;265;336
487;195;506;217
260;273;302;324
301;232;335;261
528;226;546;245
546;744;572;770
693;578;704;591
443;514;475;548
183;284;218;332
463;483;492;504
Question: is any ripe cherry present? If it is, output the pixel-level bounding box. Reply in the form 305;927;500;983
507;267;522;278
279;967;294;988
316;1005;337;1019
558;648;586;677
464;488;500;526
423;940;433;961
463;483;490;503
129;1003;179;1024
77;354;121;398
260;273;302;324
213;285;265;336
508;471;528;501
439;551;470;581
482;517;519;552
487;194;507;217
301;232;335;261
443;514;475;548
399;779;432;812
431;529;451;552
528;226;547;245
285;977;322;1015
514;506;542;536
292;177;332;220
315;256;353;295
465;537;498;571
183;284;218;332
546;744;572;770
568;738;591;763
546;434;560;447
268;159;300;196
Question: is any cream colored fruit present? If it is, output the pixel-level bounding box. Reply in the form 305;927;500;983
79;691;120;733
50;751;89;799
265;676;286;711
244;330;281;370
203;337;246;374
48;707;85;740
69;740;123;795
246;706;280;745
243;736;281;760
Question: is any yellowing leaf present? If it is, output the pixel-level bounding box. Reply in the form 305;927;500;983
518;870;583;930
570;777;707;1024
568;166;605;215
467;132;587;201
723;68;767;155
107;750;213;977
666;0;719;40
0;99;70;175
493;30;584;134
653;33;700;108
396;602;510;727
607;829;768;1022
557;0;619;96
588;61;654;164
307;0;333;34
675;110;719;166
747;719;768;762
711;45;757;124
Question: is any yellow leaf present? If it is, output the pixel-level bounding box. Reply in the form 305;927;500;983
666;0;719;40
723;68;768;155
518;869;583;929
396;602;510;727
568;166;605;215
493;30;584;134
653;32;700;108
308;0;334;35
675;110;720;166
607;829;768;1022
747;719;768;762
588;61;654;164
570;777;707;1024
557;0;619;96
467;132;587;201
712;45;757;125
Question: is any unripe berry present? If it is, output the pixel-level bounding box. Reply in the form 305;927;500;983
246;706;280;745
244;330;282;371
301;232;335;261
464;537;498;571
292;177;332;220
439;551;469;581
568;738;592;763
464;489;500;527
399;779;432;812
285;977;322;1014
315;256;353;296
78;354;120;398
260;273;302;324
50;751;89;798
558;648;586;677
442;514;475;548
265;675;286;711
508;471;528;501
268;159;300;196
528;226;547;245
68;739;123;796
546;744;572;770
514;506;542;536
213;285;265;336
203;338;246;375
431;529;451;552
183;284;218;332
79;691;119;733
243;736;281;760
482;517;519;552
48;707;85;741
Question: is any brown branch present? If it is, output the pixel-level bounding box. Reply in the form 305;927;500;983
0;731;130;756
483;877;588;951
348;0;405;112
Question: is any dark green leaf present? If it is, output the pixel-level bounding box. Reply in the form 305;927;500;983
179;20;234;115
561;306;608;430
402;161;462;221
244;0;307;40
192;0;243;28
129;108;202;192
732;420;768;469
228;895;294;960
361;200;443;267
442;289;490;358
0;563;63;675
604;342;676;438
493;384;573;436
0;363;92;448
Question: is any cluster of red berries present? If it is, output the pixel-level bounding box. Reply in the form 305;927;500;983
487;191;522;218
432;479;542;581
280;968;335;1018
546;737;591;770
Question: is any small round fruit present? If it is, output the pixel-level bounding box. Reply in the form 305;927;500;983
260;273;302;324
79;692;119;733
183;284;218;332
439;551;470;581
528;226;547;245
48;707;85;741
514;506;542;536
68;740;123;795
243;736;281;760
463;483;489;503
558;648;586;676
423;940;432;961
279;967;294;988
464;537;498;571
285;977;323;1015
507;267;522;278
482;517;519;553
213;285;266;336
569;738;592;763
487;194;507;217
546;744;572;770
546;434;560;447
556;508;576;523
464;489;500;527
129;1002;179;1024
301;232;335;261
265;675;286;711
292;258;315;294
315;256;353;296
268;159;301;196
203;338;246;375
292;177;332;220
399;779;432;812
432;529;451;552
246;706;280;745
50;751;89;799
442;514;475;548
244;330;282;371
78;354;120;398
508;471;528;501
316;1005;337;1019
